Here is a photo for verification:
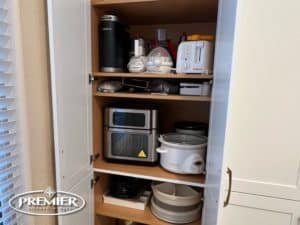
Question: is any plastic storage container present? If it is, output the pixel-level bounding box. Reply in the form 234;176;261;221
146;47;173;73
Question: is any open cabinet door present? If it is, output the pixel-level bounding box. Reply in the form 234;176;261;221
202;0;238;225
47;0;93;225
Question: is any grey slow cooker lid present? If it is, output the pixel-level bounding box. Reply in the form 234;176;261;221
152;182;202;206
175;121;208;131
161;133;207;146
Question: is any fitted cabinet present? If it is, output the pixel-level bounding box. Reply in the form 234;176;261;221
47;0;237;224
222;192;300;225
220;0;300;224
223;0;300;202
46;0;300;225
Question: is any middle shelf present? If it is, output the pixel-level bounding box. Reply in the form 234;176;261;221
94;159;205;187
94;92;211;102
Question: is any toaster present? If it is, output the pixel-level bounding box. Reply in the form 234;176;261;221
176;41;213;74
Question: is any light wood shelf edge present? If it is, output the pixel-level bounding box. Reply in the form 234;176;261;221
93;160;205;187
95;200;201;225
92;0;158;6
93;72;214;80
92;0;159;6
94;92;211;102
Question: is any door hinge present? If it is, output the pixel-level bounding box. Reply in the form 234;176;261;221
89;73;94;84
90;153;100;164
91;176;100;188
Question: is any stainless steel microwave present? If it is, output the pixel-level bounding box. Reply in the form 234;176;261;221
104;107;158;163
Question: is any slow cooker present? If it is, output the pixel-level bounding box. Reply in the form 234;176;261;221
156;133;207;174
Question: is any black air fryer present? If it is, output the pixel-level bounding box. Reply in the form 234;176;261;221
100;15;130;72
110;175;139;198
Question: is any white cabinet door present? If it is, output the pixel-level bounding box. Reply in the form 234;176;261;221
47;0;93;224
59;173;94;225
202;0;238;224
47;0;92;190
222;192;300;225
224;0;300;201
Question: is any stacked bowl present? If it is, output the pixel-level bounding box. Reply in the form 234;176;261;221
151;183;202;224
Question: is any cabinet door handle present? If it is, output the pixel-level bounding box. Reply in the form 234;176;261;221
224;167;232;207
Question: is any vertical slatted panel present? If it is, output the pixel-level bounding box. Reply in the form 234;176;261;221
0;0;23;224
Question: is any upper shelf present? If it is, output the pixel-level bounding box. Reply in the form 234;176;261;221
93;72;214;80
92;0;218;25
93;0;158;4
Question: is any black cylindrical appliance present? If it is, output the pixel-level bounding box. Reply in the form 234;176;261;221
100;15;130;72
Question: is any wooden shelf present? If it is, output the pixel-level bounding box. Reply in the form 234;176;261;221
96;200;201;225
94;159;205;187
93;72;213;80
94;92;211;102
92;0;218;24
92;0;158;5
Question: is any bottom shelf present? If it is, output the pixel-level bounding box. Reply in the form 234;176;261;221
96;201;201;225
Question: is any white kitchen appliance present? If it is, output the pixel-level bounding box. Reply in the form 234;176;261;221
128;39;147;73
176;41;213;74
180;83;202;96
156;133;207;174
179;82;211;96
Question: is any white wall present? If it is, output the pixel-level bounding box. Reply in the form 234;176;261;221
17;0;57;224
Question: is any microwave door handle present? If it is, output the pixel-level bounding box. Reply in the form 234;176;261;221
109;128;152;134
109;109;152;129
110;108;151;114
180;85;201;88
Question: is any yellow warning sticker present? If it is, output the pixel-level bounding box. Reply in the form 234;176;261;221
138;150;147;158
